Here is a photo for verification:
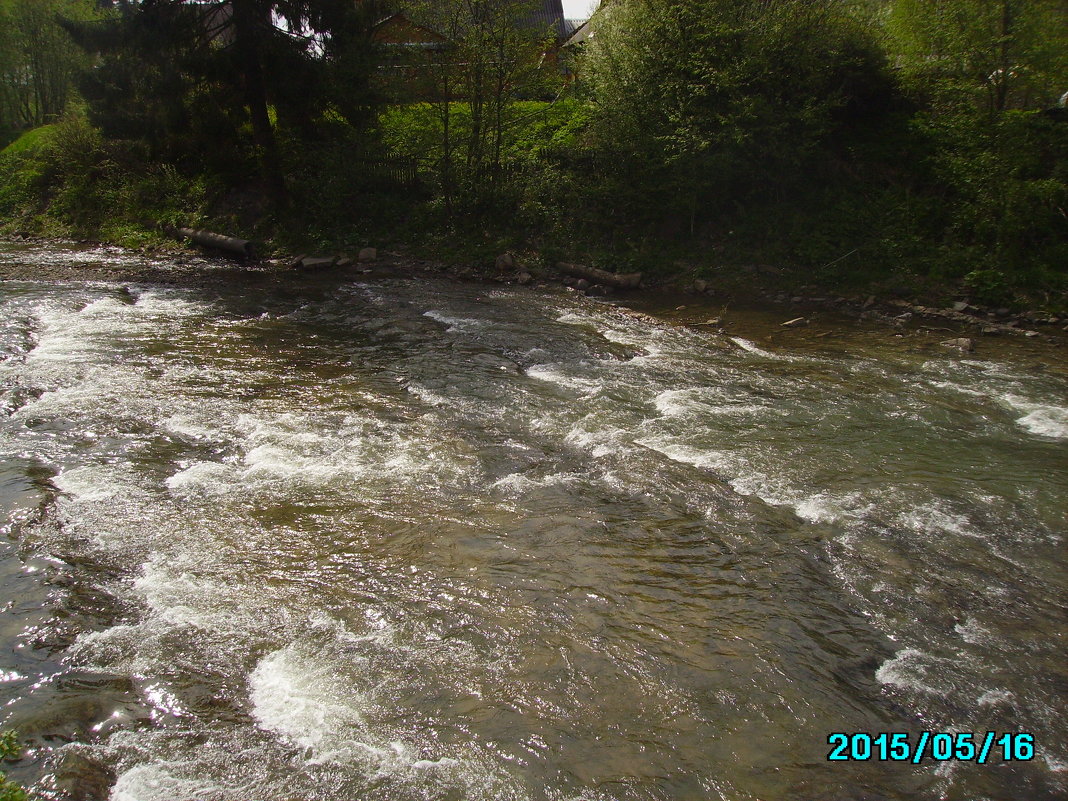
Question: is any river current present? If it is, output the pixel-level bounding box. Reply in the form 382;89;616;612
0;243;1065;801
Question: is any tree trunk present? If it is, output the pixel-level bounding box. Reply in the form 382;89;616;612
556;262;643;289
230;0;287;207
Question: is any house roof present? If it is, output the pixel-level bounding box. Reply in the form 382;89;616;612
564;0;612;47
522;1;587;41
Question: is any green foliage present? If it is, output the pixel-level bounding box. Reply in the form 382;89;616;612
0;730;26;801
0;114;211;242
0;0;98;129
964;267;1011;304
380;98;589;167
580;0;898;233
0;124;58;156
394;0;567;203
907;108;1068;296
887;0;1068;114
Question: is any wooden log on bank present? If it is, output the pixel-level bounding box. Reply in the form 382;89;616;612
164;226;256;259
557;261;642;290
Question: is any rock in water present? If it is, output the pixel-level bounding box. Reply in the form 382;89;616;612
516;272;533;285
940;337;975;352
49;749;117;801
496;253;516;271
358;247;377;263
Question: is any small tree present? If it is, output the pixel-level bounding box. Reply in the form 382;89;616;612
401;0;559;208
0;0;98;129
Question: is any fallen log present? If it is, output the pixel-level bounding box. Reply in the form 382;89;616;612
165;226;256;259
556;262;642;290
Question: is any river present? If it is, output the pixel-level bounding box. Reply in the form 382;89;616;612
0;242;1065;801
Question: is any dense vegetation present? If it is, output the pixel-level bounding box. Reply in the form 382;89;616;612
0;0;1066;307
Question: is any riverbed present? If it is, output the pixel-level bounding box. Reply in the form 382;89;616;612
1;242;1065;800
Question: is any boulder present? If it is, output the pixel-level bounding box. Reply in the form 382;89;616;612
287;253;307;269
495;253;516;271
575;278;591;291
336;257;353;268
358;247;377;263
940;337;975;352
516;271;533;285
49;749;116;801
952;301;970;312
693;279;708;293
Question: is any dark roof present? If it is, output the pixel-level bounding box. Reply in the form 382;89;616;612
523;0;570;39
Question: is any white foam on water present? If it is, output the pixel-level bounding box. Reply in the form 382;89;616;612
249;644;475;784
1002;394;1068;439
133;564;232;633
875;648;942;694
555;311;595;326
1044;755;1068;773
110;762;237;801
164;461;235;495
405;382;452;407
562;420;630;458
953;617;992;645
526;364;602;395
250;645;368;762
166;412;469;498
652;387;774;420
728;337;790;360
927;379;986;398
161;413;222;442
897;502;977;539
491;472;575;495
977;688;1014;707
598;327;665;359
423;310;486;334
635;437;727;472
53;466;123;502
793;493;851;524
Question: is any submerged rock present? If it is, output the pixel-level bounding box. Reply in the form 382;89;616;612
49;748;116;801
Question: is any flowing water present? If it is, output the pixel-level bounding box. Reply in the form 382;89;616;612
0;242;1065;801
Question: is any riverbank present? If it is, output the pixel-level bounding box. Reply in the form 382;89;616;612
2;237;1065;353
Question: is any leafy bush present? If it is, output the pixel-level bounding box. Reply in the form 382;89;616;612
0;730;26;801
